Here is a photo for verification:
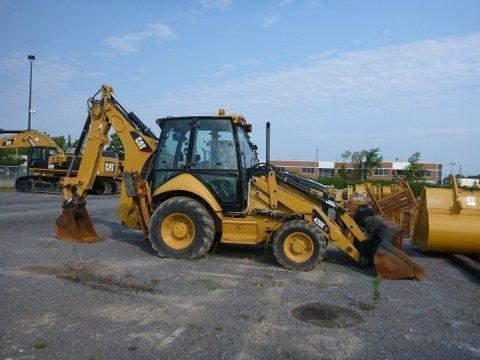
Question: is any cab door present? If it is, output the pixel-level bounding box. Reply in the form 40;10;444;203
190;118;241;211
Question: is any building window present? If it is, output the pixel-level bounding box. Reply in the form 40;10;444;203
302;167;315;174
319;169;334;178
414;170;432;178
374;168;390;176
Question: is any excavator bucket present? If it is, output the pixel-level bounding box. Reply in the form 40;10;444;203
55;202;103;243
365;216;427;280
412;179;480;254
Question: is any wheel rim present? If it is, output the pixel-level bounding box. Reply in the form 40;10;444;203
161;213;195;250
283;232;314;263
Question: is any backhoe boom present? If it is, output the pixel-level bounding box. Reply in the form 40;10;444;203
55;85;156;242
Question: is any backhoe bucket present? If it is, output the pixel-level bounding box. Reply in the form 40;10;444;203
55;203;103;243
412;184;480;254
365;216;427;280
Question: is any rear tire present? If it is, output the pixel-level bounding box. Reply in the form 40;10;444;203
273;220;326;271
91;180;105;195
15;176;32;192
149;196;215;259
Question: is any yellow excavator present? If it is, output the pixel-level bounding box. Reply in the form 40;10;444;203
55;85;426;279
0;129;121;194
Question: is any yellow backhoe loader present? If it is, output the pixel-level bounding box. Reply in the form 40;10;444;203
0;129;121;194
55;85;426;279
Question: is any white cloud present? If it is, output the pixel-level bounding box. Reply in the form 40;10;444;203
168;8;203;24
146;33;480;164
156;33;480;117
262;15;281;28
198;0;232;11
196;57;264;79
145;22;176;39
306;0;322;8
102;22;176;56
278;0;293;7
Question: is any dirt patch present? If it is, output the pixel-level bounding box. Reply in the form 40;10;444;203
20;262;160;294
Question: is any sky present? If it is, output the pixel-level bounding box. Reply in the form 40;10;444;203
0;0;479;175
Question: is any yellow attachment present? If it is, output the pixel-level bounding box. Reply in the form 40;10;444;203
367;216;427;279
374;240;427;279
160;213;195;250
412;177;480;254
283;232;314;263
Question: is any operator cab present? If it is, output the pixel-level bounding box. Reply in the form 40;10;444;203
154;111;258;212
29;147;59;169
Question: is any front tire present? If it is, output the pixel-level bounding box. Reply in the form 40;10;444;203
149;196;215;259
273;220;326;271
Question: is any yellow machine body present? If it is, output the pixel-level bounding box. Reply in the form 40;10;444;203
55;85;426;279
412;177;480;254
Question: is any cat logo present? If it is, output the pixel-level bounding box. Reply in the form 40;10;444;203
130;131;152;152
135;136;147;150
104;162;116;173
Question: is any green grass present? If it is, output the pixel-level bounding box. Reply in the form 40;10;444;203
34;340;47;349
371;276;382;301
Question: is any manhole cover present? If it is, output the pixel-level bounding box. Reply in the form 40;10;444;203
291;302;364;328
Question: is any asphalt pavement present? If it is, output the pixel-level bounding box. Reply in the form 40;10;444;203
0;191;479;359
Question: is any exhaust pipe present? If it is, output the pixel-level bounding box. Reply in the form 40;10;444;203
266;122;270;165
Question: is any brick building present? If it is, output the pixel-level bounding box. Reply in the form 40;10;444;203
270;160;443;184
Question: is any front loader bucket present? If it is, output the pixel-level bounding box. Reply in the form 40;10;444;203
365;216;427;280
412;184;480;254
55;204;103;243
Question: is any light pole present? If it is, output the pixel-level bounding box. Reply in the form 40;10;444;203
361;155;367;182
449;162;455;175
27;55;35;130
26;55;35;176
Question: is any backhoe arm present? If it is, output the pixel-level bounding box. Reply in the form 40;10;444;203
56;85;157;242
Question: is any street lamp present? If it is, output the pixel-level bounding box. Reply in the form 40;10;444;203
361;155;367;182
26;55;35;176
27;55;35;130
449;162;455;175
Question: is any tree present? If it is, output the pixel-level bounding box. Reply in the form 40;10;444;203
340;147;383;180
51;135;66;150
105;133;124;154
404;151;424;181
0;149;24;166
